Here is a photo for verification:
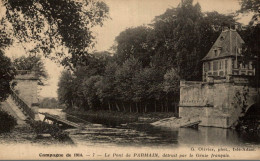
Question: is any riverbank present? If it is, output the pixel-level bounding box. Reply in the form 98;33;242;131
0;123;75;145
65;109;178;124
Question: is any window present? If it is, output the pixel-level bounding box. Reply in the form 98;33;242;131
213;61;218;71
208;62;211;70
217;48;221;55
234;60;238;69
204;63;208;72
225;60;228;69
219;61;222;69
240;63;245;69
214;49;217;56
249;62;253;69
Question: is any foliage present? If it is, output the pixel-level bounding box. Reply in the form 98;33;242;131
0;17;15;102
13;55;48;85
4;0;109;68
0;109;17;133
148;0;237;81
114;26;152;67
95;62;118;109
82;75;102;110
239;24;260;82
0;18;13;49
0;50;15;102
57;0;257;114
39;97;58;109
115;57;142;103
57;70;75;108
239;0;260;25
163;68;180;95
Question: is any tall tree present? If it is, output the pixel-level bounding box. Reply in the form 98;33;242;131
4;0;109;68
0;50;15;101
95;62;118;111
57;70;75;108
82;75;102;110
149;0;203;80
115;57;142;111
132;67;164;112
114;26;152;67
239;0;260;25
238;0;260;83
0;18;15;102
149;0;237;81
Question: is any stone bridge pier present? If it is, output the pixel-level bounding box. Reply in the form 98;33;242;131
12;70;40;120
179;76;260;128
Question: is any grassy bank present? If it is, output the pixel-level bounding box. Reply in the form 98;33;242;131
0;109;17;133
0;104;73;145
65;109;178;124
0;124;74;145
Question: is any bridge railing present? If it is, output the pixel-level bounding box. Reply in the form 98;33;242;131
10;87;35;120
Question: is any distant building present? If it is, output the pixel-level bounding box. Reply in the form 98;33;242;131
202;28;255;82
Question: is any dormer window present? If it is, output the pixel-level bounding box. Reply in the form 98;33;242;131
214;48;221;56
214;49;218;56
217;48;221;55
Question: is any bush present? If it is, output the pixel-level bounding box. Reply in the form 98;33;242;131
0;110;17;133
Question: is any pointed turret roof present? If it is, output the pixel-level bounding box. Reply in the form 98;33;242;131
202;29;244;61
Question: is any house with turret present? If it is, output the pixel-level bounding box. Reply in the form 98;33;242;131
178;28;259;128
202;28;255;82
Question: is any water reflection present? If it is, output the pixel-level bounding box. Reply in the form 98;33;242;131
38;109;260;147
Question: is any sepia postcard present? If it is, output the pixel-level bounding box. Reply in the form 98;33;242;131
0;0;259;160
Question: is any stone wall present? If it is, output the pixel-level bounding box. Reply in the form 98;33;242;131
14;79;39;106
179;80;259;128
13;72;40;120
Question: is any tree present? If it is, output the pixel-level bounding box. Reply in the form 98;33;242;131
0;17;15;102
57;70;75;108
95;62;118;111
239;24;260;84
163;68;180;113
149;0;237;81
0;18;12;49
238;1;260;84
163;68;180;95
82;75;102;110
114;26;152;67
239;0;260;25
39;97;58;108
148;0;203;80
115;57;142;112
132;67;164;112
13;55;48;85
4;0;109;68
0;50;15;101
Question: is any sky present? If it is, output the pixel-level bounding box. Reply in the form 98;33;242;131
3;0;251;98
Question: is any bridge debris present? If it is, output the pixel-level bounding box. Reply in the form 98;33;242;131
40;112;84;129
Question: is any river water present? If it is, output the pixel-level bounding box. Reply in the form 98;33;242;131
38;109;260;148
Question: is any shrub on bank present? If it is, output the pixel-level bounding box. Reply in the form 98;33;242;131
0;110;17;133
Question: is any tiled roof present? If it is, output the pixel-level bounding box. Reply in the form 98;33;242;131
202;29;244;61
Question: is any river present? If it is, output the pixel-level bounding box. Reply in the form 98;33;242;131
38;108;260;148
